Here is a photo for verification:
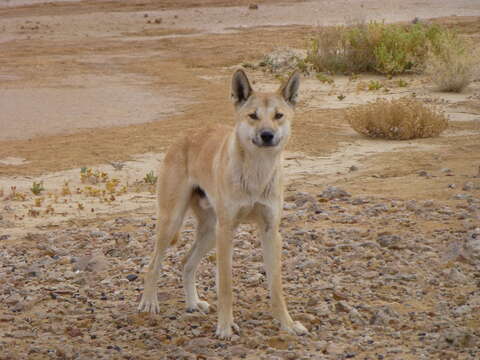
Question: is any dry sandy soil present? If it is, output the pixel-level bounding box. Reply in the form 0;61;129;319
1;0;480;359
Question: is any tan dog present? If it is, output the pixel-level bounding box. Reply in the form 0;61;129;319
138;70;308;339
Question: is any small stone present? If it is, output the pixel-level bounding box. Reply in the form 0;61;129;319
66;327;83;337
248;4;258;10
326;342;345;355
349;165;358;172
417;170;428;177
230;345;249;358
320;186;351;200
377;233;401;249
462;182;474;191
126;274;138;282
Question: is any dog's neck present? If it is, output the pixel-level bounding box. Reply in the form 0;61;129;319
231;133;282;197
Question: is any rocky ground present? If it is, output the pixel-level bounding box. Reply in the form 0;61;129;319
1;0;480;359
1;182;480;359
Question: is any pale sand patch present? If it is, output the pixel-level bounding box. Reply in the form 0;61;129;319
0;157;29;166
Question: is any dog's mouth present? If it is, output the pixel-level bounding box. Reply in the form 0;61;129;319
252;138;280;148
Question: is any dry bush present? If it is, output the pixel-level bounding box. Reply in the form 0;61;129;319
347;97;448;140
425;31;477;92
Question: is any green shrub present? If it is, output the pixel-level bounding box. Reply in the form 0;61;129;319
305;22;449;75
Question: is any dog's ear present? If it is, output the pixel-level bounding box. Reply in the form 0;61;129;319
280;71;300;106
231;69;253;107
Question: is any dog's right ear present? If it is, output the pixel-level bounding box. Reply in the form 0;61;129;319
231;69;253;107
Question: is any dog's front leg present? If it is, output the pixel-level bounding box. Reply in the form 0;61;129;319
259;205;308;336
215;220;239;339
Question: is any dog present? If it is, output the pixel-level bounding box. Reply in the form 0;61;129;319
138;69;308;339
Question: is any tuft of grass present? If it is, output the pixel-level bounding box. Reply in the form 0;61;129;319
305;22;447;75
31;181;45;195
143;171;157;185
346;97;448;140
397;79;409;87
425;31;477;92
316;73;334;84
367;80;383;91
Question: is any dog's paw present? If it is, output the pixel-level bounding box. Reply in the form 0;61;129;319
282;320;308;336
186;300;210;314
138;293;160;314
215;322;240;339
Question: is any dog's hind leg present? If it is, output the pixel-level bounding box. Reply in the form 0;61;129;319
182;194;216;313
138;153;191;314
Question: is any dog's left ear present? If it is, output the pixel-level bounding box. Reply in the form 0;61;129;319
280;71;300;106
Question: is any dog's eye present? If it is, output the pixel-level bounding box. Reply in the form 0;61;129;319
248;113;259;120
274;112;284;120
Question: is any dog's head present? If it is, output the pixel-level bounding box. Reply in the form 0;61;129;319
231;69;300;152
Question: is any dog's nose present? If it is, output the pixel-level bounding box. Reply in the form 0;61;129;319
260;130;275;144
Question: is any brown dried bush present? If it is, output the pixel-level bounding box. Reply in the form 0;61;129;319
346;97;448;140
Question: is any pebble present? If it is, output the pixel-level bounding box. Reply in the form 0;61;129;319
320;186;351;200
126;274;138;282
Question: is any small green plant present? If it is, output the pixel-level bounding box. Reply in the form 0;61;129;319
397;79;408;87
367;80;383;91
31;181;45;195
144;171;157;185
316;73;334;84
337;94;346;101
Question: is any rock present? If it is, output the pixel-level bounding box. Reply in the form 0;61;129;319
462;182;474;191
184;337;215;356
325;342;345;355
126;274;138;282
441;168;453;175
283;201;296;210
66;327;83;337
73;253;108;272
0;234;10;241
377;233;401;249
248;3;258;10
349;165;358;172
440;327;475;348
320;186;351;200
417;170;428;177
230;345;249;358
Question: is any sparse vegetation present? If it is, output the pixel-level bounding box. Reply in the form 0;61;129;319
346;97;448;140
425;31;477;92
30;181;45;195
397;79;409;87
304;22;459;75
143;170;157;185
316;73;334;84
367;80;383;91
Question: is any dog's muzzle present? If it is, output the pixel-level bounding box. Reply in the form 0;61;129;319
253;129;279;147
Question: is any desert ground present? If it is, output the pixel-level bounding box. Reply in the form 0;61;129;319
1;0;480;359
